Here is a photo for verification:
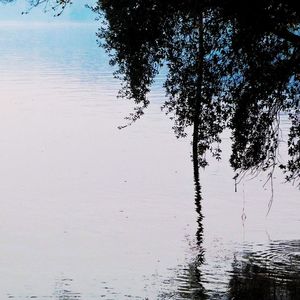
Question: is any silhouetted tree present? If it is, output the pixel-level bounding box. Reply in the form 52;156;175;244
93;0;300;186
1;0;299;185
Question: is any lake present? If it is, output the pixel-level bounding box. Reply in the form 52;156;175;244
0;23;299;300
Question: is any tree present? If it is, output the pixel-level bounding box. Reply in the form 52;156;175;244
2;0;299;186
92;0;300;187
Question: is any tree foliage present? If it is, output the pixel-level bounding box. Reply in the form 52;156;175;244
2;0;299;185
93;0;300;186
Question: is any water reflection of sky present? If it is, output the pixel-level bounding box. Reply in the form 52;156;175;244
0;23;299;300
0;24;113;80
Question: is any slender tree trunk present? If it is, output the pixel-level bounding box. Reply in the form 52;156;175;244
193;11;204;182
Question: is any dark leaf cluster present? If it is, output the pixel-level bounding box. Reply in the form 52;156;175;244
93;0;300;185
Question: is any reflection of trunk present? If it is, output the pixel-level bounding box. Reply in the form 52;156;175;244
193;12;204;247
194;163;203;247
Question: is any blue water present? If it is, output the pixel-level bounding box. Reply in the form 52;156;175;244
0;22;299;300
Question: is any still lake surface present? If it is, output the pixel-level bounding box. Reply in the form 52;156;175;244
0;23;299;300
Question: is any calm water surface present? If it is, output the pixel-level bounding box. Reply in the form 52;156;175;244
0;23;299;300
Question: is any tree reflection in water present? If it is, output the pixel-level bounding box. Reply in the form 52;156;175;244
159;163;300;300
229;240;300;300
54;278;81;300
158;162;207;300
167;161;207;299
